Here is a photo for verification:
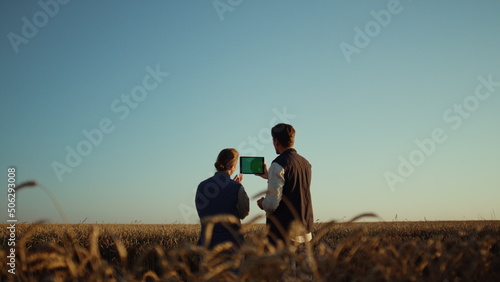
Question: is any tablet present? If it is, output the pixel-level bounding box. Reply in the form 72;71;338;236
240;157;265;174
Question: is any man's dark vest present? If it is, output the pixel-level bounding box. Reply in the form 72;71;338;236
267;148;313;245
195;172;243;249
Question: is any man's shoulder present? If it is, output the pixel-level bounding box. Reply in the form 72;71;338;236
295;152;310;164
271;153;286;167
274;149;309;164
275;157;309;174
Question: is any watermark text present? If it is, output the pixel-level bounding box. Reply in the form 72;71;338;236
385;74;500;191
7;0;71;54
51;64;170;182
7;168;17;275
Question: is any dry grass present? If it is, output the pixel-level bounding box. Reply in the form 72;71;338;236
1;220;499;281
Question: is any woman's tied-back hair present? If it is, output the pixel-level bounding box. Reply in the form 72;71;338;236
214;148;239;172
271;123;295;147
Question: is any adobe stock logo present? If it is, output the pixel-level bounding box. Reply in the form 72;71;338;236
51;64;170;182
212;0;243;21
7;0;70;54
339;0;408;63
385;74;500;192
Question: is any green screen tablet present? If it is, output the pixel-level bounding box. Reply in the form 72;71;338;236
240;157;265;174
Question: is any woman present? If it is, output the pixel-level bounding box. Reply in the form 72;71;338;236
195;148;250;249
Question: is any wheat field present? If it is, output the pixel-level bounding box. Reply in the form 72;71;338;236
1;220;499;281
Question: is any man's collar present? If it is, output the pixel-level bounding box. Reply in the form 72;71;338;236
281;148;296;154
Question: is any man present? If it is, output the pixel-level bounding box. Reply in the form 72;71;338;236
256;123;314;246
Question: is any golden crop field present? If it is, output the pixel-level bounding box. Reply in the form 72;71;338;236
1;220;499;281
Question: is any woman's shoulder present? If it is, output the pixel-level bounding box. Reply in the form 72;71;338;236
228;179;243;189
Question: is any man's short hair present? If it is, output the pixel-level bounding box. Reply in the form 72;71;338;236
271;123;295;148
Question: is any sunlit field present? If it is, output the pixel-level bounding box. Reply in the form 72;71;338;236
1;220;499;281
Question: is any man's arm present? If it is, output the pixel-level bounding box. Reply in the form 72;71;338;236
236;186;250;219
261;162;285;213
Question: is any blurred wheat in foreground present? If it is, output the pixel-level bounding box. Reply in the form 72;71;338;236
1;220;499;281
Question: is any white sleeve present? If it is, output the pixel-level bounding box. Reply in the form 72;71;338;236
262;162;285;213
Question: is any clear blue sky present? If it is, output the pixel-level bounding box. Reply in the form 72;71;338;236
1;0;499;224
